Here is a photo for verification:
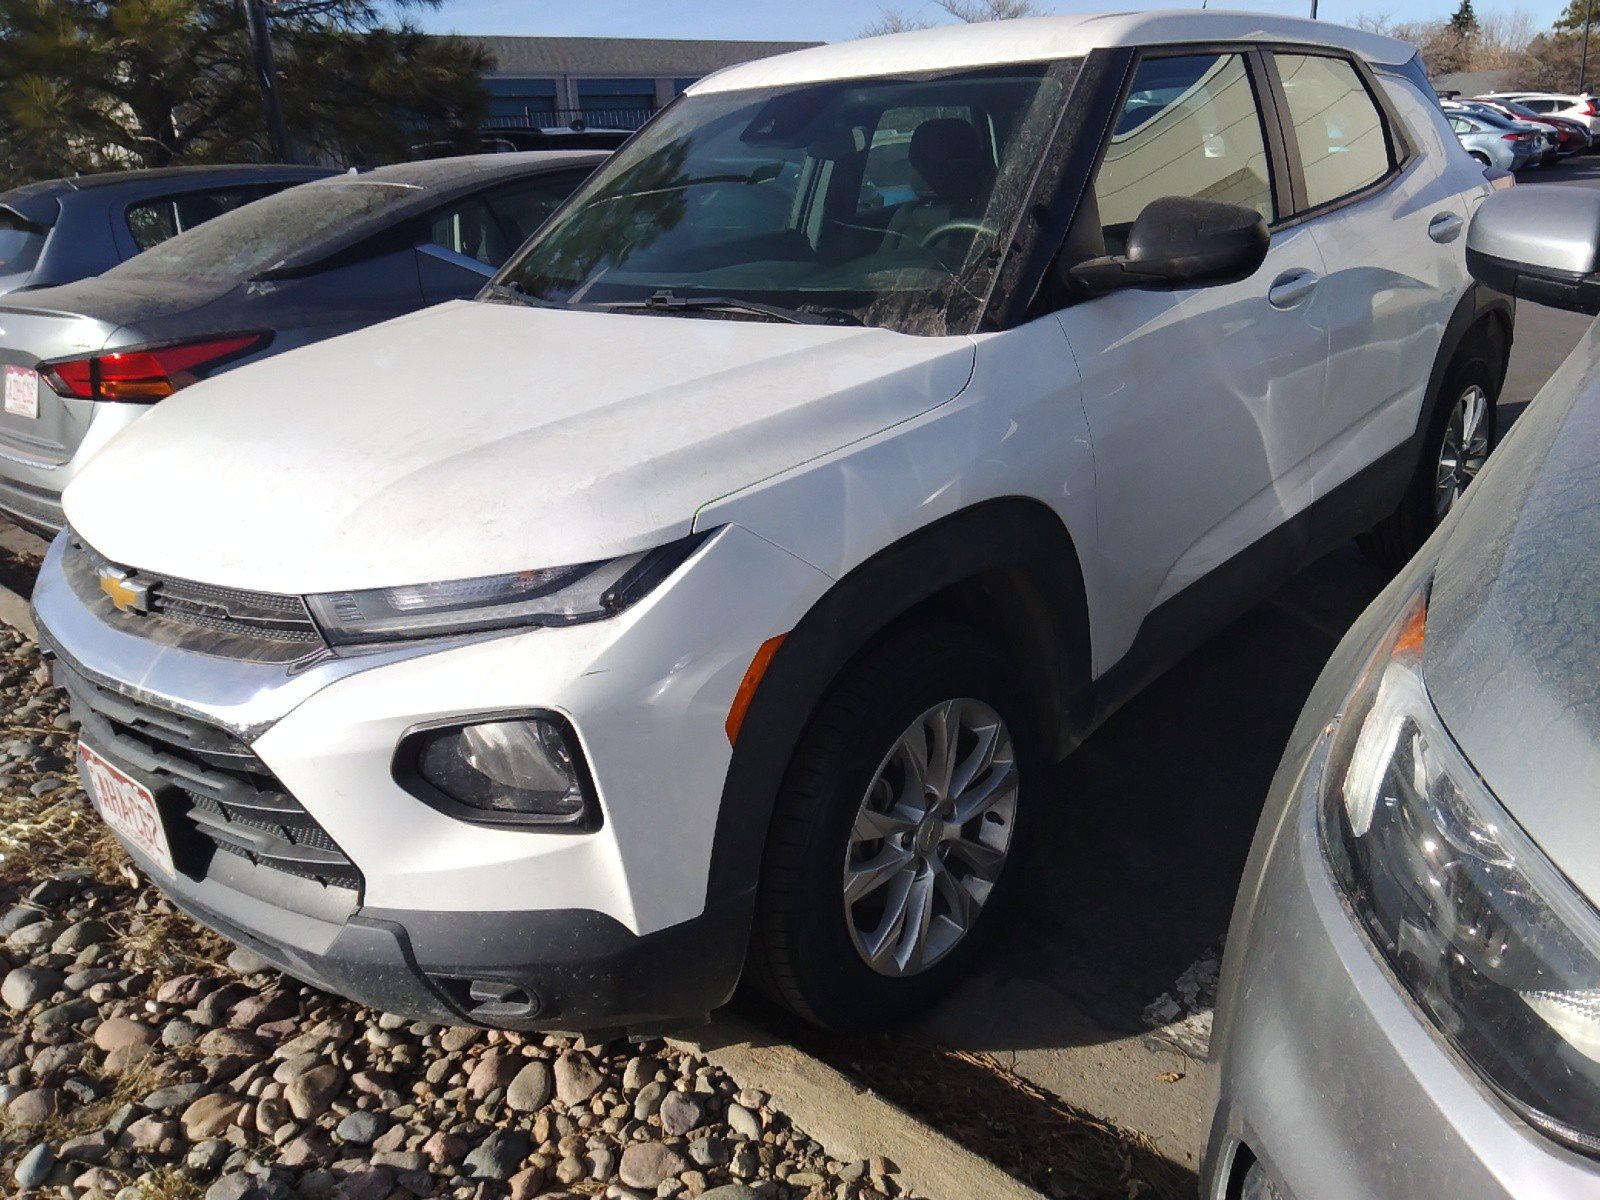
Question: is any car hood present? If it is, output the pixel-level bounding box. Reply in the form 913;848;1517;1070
64;300;976;593
1425;316;1600;908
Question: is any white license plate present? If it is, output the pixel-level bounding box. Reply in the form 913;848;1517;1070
79;742;174;878
3;365;38;419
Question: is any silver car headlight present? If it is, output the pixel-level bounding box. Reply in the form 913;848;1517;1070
306;531;708;646
1322;580;1600;1154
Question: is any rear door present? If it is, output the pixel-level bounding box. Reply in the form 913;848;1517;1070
1056;48;1331;629
1266;50;1473;497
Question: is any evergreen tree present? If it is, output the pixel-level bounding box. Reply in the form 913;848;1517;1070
1449;0;1480;38
0;0;490;187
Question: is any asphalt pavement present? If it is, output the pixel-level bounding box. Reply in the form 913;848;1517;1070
785;157;1600;1180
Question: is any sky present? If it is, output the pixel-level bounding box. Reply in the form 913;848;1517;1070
409;0;1571;43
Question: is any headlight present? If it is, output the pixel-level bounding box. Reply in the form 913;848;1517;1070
1323;581;1600;1154
306;532;708;646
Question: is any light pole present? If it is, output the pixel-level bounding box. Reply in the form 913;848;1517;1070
241;0;292;163
1309;0;1318;17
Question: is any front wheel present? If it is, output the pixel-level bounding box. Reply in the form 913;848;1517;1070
748;625;1036;1029
1360;355;1496;568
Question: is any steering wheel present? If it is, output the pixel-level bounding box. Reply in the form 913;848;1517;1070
920;218;998;249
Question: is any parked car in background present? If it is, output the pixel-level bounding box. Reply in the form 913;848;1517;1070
33;13;1508;1035
1443;100;1554;166
1488;90;1600;138
1446;110;1537;170
0;151;603;534
1204;185;1600;1200
0;165;336;297
410;125;633;159
1470;96;1591;154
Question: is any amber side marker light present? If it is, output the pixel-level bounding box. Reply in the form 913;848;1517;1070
726;634;787;745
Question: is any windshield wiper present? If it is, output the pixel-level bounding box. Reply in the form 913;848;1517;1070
479;279;566;309
601;290;862;326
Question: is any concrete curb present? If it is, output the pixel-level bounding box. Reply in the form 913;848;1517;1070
671;1015;1047;1200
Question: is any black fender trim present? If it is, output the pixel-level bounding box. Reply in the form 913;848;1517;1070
704;499;1093;923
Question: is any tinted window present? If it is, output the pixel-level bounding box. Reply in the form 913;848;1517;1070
485;172;591;248
428;172;591;268
1521;98;1559;113
497;63;1075;335
1094;54;1274;252
1277;54;1392;209
125;184;286;252
0;215;45;277
109;180;406;280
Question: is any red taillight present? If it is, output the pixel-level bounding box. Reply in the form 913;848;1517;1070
1503;133;1522;141
42;333;269;402
1585;99;1598;116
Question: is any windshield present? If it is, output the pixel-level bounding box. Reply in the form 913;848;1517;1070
106;180;411;281
0;215;45;278
495;62;1077;335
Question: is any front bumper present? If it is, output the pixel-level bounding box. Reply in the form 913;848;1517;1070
1203;738;1600;1200
33;524;832;1029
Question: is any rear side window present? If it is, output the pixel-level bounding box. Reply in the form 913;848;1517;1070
1521;98;1558;113
429;172;592;268
125;184;287;252
1093;53;1275;251
1276;54;1392;210
0;214;45;277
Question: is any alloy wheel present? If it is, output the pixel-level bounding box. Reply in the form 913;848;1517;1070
842;698;1018;977
1435;382;1490;519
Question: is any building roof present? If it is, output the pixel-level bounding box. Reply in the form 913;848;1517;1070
693;11;1417;95
464;35;820;79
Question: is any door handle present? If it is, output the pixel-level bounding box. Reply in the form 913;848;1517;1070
1267;269;1319;310
1429;212;1465;243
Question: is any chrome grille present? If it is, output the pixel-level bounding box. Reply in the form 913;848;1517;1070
54;658;362;893
62;532;326;664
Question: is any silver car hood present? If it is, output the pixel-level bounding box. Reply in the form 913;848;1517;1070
1425;316;1600;908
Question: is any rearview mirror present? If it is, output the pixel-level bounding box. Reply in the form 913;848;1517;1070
1068;196;1270;296
1466;184;1600;314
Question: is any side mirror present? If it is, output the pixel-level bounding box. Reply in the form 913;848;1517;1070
1467;185;1600;314
1068;196;1270;295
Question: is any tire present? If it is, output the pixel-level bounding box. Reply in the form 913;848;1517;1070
1469;151;1491;166
1359;353;1497;569
748;623;1038;1030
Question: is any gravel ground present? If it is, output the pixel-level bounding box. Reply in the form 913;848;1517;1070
0;627;910;1200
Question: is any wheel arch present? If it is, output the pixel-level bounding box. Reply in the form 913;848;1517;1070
704;497;1093;916
1417;283;1513;452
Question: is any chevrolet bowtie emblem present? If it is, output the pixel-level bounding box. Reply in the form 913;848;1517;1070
97;567;150;616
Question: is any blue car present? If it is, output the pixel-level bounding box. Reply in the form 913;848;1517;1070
0;164;336;296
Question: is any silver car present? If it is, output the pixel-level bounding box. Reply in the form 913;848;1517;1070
1443;104;1543;169
1205;182;1600;1199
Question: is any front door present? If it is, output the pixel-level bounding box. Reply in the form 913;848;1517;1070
1057;50;1331;663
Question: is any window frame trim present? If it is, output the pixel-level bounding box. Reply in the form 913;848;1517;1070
1262;46;1417;229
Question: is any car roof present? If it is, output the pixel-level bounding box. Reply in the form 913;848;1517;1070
0;164;336;227
350;150;609;190
690;10;1417;95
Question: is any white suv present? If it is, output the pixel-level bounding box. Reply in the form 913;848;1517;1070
32;12;1510;1033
